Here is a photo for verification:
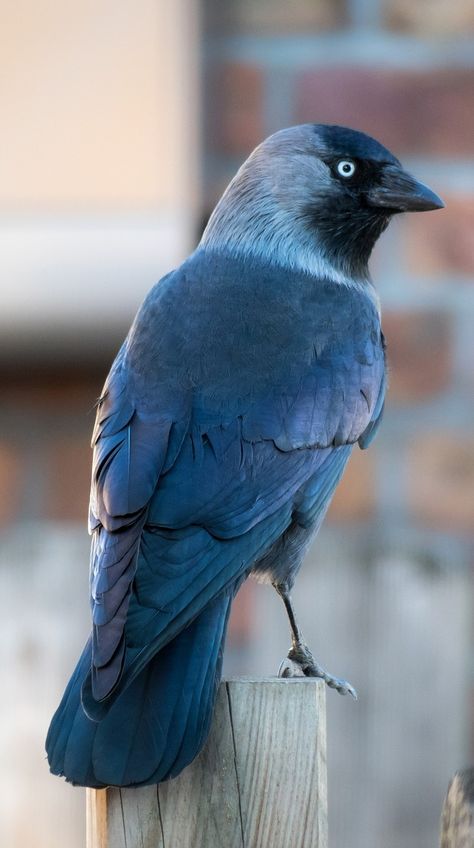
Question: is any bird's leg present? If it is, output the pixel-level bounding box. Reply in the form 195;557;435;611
274;584;357;699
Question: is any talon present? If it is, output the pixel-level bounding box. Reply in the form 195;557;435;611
326;676;358;699
278;643;357;699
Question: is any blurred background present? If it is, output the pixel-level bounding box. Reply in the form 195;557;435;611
1;1;473;847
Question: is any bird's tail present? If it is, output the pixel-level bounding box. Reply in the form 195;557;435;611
46;586;234;787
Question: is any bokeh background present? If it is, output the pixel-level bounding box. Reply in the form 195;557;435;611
1;2;473;847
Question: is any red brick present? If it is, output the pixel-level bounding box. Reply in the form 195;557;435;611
205;0;346;34
0;444;23;526
327;447;375;522
296;68;474;156
47;437;91;521
384;0;474;36
408;434;474;533
207;63;264;155
1;370;103;414
383;310;452;404
228;578;255;645
404;196;474;278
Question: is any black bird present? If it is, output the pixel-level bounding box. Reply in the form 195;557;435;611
46;124;443;787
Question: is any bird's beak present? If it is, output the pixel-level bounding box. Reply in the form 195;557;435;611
366;165;445;213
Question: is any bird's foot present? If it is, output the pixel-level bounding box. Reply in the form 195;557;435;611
278;643;357;699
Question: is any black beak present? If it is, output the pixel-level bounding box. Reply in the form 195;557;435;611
367;165;444;213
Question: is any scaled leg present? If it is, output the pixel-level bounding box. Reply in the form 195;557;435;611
274;583;357;699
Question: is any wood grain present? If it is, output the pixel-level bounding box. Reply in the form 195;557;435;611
440;769;474;848
86;678;327;848
228;678;327;848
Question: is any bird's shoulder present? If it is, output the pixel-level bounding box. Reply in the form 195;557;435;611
124;247;383;404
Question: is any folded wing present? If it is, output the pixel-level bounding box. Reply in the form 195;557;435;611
85;255;386;714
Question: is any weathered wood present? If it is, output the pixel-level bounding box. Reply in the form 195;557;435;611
440;769;474;848
86;678;327;848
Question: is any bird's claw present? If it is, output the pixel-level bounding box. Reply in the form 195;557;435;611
324;675;358;700
277;645;358;699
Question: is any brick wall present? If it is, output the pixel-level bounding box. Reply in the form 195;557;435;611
202;3;474;846
0;368;105;527
202;0;474;623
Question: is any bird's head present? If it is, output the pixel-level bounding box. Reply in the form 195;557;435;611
201;124;444;283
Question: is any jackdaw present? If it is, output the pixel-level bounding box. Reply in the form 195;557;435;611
46;124;443;787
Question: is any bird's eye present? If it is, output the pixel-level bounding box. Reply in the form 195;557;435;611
336;160;356;178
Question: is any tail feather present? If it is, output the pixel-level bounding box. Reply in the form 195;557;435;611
46;587;234;787
46;638;98;786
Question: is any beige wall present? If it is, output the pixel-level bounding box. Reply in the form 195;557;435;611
0;0;200;340
1;0;199;211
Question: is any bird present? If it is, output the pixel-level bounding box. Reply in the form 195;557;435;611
46;124;443;788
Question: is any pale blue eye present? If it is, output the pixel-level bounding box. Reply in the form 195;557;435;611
337;160;356;178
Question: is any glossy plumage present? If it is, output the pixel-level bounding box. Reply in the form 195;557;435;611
46;124;442;787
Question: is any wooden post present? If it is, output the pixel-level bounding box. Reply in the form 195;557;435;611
440;768;474;848
86;677;327;848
